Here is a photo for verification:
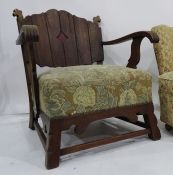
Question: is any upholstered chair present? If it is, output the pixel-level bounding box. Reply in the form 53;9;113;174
13;9;161;169
152;25;173;131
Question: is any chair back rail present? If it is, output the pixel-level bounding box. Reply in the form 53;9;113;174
16;9;104;67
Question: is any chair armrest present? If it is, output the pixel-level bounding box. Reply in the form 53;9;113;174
102;31;159;69
102;31;159;45
16;25;40;114
16;25;39;45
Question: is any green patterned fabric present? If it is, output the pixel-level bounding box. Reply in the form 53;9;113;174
38;65;152;118
159;72;173;126
152;25;173;74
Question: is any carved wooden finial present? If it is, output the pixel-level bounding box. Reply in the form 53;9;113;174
12;9;23;20
93;16;101;25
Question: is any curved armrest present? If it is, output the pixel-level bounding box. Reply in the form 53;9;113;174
102;31;159;45
102;31;159;69
16;25;39;45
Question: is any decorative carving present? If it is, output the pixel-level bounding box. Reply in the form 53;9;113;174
56;31;68;43
93;16;101;25
12;9;23;21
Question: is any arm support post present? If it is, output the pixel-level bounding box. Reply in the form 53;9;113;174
102;31;159;68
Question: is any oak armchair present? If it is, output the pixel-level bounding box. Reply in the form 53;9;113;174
13;9;161;169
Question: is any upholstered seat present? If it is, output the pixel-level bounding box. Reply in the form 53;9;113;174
39;65;152;118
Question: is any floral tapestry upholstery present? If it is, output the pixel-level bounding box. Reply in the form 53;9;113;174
152;25;173;127
38;65;152;118
159;72;173;126
151;25;173;74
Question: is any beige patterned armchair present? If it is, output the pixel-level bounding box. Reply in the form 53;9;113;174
152;25;173;130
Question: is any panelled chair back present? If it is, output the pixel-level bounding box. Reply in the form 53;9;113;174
19;10;104;67
13;9;160;169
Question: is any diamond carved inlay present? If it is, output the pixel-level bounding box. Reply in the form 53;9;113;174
56;31;68;43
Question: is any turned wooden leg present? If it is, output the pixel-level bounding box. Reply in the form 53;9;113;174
143;104;161;140
45;122;61;169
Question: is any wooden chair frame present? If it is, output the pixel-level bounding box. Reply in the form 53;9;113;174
13;9;161;169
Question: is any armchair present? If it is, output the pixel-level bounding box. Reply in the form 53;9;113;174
13;9;160;169
152;25;173;131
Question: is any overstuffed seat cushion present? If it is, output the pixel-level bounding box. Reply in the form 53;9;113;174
38;65;152;118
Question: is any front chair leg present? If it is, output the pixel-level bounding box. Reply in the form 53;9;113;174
143;104;161;140
45;122;61;169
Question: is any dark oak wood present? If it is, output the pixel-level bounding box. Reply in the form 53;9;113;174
45;10;65;66
102;31;159;68
60;129;150;155
34;121;46;150
13;9;161;169
88;21;104;62
59;10;79;66
143;104;161;140
16;25;39;45
117;117;147;128
45;121;61;169
14;9;104;67
74;16;92;64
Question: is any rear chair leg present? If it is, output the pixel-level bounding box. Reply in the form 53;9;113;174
28;88;35;130
143;104;161;140
45;122;61;169
29;108;35;130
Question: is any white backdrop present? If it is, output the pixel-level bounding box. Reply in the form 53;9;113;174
0;0;172;115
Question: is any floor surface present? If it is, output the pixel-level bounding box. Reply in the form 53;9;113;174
0;111;173;175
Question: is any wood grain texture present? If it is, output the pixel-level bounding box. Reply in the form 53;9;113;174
88;22;104;62
60;10;79;66
45;10;66;66
74;16;92;65
32;13;53;66
45;121;61;169
19;9;104;67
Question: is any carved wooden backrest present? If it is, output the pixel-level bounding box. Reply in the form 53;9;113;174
16;9;104;67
